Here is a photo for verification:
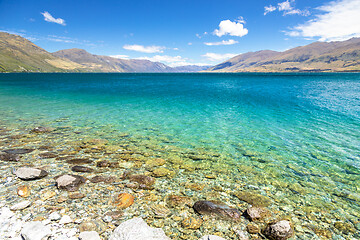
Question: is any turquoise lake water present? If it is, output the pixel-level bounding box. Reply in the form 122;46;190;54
0;73;359;233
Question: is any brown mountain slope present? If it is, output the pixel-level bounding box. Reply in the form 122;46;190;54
0;32;83;72
0;32;207;73
207;38;360;72
53;48;174;72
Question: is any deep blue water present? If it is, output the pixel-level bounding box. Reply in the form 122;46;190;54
0;73;359;216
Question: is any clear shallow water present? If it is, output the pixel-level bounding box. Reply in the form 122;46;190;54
0;73;360;234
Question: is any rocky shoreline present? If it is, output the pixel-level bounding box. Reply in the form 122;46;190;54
0;125;359;239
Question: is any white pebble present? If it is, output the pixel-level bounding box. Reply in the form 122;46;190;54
59;215;72;224
10;200;31;211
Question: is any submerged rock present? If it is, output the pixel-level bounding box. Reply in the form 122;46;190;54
21;221;52;240
31;126;54;133
193;200;241;221
3;148;34;154
234;190;272;207
71;165;93;173
17;185;31;198
104;211;123;220
15;167;48;180
66;158;93;165
128;174;155;189
68;192;86;199
0;153;21;162
246;206;270;221
114;193;134;209
55;174;86;191
90;175;117;183
109;217;170;240
263;220;293;240
150;204;171;218
10;200;31;211
38;152;58;159
166;195;193;208
152;167;175;178
96;160;110;167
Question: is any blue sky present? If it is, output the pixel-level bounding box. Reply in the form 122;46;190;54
1;0;360;66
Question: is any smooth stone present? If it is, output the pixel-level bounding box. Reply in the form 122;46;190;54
79;222;97;232
3;148;34;154
31;126;54;133
234;190;272;207
49;211;62;221
263;220;293;240
71;165;93;173
0;153;21;161
104;211;123;220
90;175;117;183
199;235;226;240
145;158;166;168
166;195;193;208
21;221;51;240
55;174;86;191
66;158;93;165
15;167;48;180
128;175;155;189
38;152;58;159
59;215;73;224
114;193;134;209
193;200;241;221
150;204;171;218
246;206;269;221
68;192;86;199
79;220;106;234
152;167;175;178
96;160;110;167
41;191;56;201
17;185;31;197
109;217;170;240
79;231;101;240
10;200;31;211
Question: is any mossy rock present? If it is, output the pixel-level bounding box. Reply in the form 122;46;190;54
234;190;272;207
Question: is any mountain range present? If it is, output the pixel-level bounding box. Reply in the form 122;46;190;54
1;31;360;73
0;32;209;73
207;38;360;72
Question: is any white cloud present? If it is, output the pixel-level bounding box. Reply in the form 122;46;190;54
204;39;239;46
213;19;248;37
288;0;360;41
264;6;277;15
110;55;129;59
202;53;237;61
123;44;165;53
264;0;309;16
41;11;66;26
137;55;209;67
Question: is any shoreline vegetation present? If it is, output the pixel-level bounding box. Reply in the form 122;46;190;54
0;120;359;240
1;32;360;73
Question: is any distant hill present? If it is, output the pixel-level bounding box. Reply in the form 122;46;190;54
53;48;174;72
172;65;210;72
0;32;208;73
0;32;83;72
207;38;360;72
